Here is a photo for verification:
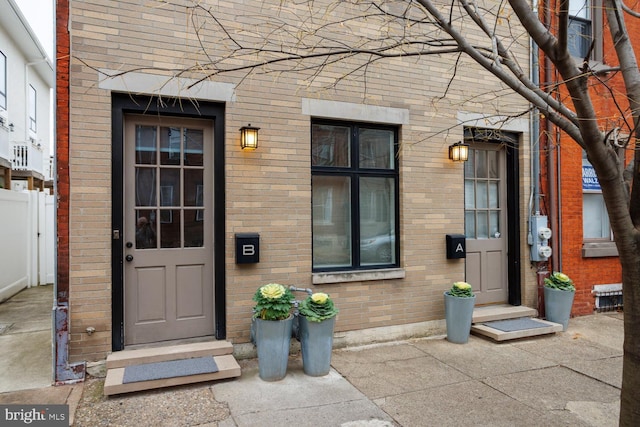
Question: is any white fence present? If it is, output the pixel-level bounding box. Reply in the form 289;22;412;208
0;189;54;302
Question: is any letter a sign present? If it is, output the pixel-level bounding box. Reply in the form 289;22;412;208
446;234;466;259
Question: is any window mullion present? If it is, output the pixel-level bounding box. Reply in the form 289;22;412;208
352;171;361;268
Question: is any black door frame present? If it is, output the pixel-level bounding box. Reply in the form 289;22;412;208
465;128;521;306
111;94;226;351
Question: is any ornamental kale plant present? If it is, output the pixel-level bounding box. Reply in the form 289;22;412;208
448;281;474;298
253;283;294;320
298;292;339;322
544;272;576;291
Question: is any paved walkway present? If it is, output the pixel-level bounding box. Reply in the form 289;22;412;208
0;284;52;393
0;306;623;426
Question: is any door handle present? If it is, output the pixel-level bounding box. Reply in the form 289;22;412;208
125;255;134;262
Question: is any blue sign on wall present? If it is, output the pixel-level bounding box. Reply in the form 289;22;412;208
582;165;601;191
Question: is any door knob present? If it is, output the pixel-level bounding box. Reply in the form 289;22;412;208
125;255;134;262
126;241;133;248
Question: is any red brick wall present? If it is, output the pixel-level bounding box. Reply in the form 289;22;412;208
540;0;628;316
56;0;70;304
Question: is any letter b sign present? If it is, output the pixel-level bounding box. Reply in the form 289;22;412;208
235;233;260;264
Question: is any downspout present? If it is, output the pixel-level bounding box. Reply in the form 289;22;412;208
555;113;562;272
544;0;560;273
531;4;541;216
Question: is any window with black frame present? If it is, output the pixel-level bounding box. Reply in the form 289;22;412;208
311;121;399;271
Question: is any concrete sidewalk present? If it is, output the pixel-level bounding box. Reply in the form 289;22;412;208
0;312;623;426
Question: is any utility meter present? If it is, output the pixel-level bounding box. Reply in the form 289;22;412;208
530;215;552;262
538;245;552;258
538;227;552;240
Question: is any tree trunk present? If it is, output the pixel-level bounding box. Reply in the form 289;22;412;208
620;250;640;425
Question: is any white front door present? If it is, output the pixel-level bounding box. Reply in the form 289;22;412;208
123;115;215;345
464;143;508;305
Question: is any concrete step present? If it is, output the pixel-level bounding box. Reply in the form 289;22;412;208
104;341;240;396
471;318;563;342
106;340;234;369
472;304;538;324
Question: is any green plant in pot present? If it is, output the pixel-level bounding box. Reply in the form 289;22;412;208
252;283;294;381
253;283;294;321
444;281;476;343
297;292;339;376
544;272;575;331
298;292;339;322
448;281;475;298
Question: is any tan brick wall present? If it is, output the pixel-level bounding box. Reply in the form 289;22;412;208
66;0;535;361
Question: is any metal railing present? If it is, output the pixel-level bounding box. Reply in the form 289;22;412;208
10;140;44;175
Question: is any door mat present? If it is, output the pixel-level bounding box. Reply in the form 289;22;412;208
123;356;219;384
482;318;549;332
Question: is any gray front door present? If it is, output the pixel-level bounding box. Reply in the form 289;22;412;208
464;143;508;305
124;115;215;345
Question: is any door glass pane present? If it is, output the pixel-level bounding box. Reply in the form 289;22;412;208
135;209;157;249
465;180;475;209
488;150;499;178
464;149;475;177
489;182;499;208
184;210;203;247
490;211;500;238
359;129;394;169
160;127;181;165
184;170;203;206
184;128;204;166
465;211;475;238
160;210;181;248
312;175;351;268
160;169;180;207
360;177;395;265
477;211;488;238
476;181;488;209
311;124;350;167
135;168;156;206
476;150;487;178
135;125;157;165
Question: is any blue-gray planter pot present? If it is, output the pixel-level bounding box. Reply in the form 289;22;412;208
298;315;336;376
544;287;575;331
254;315;294;381
444;292;476;344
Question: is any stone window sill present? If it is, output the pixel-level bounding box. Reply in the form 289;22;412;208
312;268;405;285
582;241;618;258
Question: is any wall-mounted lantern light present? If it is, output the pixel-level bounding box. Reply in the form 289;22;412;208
449;141;469;162
9;123;14;132
240;125;260;150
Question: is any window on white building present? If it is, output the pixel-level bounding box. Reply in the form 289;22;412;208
0;51;6;110
28;85;36;132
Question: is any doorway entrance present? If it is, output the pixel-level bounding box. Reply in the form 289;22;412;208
111;95;227;351
123;115;214;345
464;129;521;306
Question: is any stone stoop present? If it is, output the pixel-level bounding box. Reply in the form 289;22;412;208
104;341;241;396
471;305;563;342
